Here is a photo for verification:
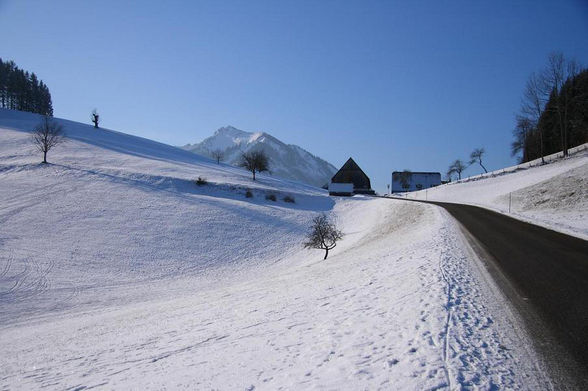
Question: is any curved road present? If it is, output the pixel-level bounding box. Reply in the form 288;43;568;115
398;199;588;389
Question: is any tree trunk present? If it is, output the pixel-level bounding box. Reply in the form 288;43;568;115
252;170;256;181
559;110;567;157
323;248;328;260
43;150;47;163
540;128;545;163
563;94;569;157
480;162;487;173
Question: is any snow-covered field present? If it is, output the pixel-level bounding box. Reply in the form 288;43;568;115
1;109;546;389
400;146;588;239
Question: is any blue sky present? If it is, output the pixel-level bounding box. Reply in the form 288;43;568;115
1;0;587;192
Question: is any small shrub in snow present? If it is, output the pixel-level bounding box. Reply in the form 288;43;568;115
304;214;343;260
283;195;295;203
265;193;277;201
245;190;253;198
195;176;207;186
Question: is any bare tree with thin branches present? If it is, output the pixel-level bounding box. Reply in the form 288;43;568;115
511;116;534;162
239;150;269;181
304;214;343;260
32;116;65;163
469;148;487;173
542;52;581;157
211;149;224;164
447;159;468;180
512;53;585;163
520;72;548;163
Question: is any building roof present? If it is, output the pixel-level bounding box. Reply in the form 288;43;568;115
391;171;441;175
331;158;372;191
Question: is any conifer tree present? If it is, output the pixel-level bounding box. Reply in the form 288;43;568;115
0;58;53;116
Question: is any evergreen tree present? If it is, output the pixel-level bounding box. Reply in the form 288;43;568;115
0;58;53;116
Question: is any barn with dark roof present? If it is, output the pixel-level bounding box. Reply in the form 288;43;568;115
328;158;375;196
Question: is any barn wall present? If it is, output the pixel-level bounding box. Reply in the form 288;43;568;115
391;172;441;192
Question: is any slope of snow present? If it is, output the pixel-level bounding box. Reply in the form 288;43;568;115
183;125;337;187
0;109;545;389
0;109;331;324
399;145;588;239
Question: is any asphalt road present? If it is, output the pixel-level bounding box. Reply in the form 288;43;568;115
401;199;588;389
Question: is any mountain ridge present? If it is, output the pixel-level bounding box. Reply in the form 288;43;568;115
183;126;337;187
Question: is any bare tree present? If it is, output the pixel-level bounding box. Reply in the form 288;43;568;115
511;116;534;162
239;150;269;180
32;116;65;163
469;148;487;173
447;159;467;180
211;149;224;164
542;52;581;157
520;72;548;163
304;214;343;260
512;53;584;163
91;109;99;128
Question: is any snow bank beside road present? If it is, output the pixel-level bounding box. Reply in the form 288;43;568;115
401;147;588;238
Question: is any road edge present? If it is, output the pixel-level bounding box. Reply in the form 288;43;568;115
444;208;585;391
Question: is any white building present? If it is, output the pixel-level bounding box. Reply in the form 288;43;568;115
391;171;441;193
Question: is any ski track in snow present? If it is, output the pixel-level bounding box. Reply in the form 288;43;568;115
0;110;543;389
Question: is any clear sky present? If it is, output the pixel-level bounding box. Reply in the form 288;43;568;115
1;0;587;192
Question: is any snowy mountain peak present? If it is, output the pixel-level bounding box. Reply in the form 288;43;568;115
207;126;267;150
214;125;248;138
249;132;264;143
183;126;337;187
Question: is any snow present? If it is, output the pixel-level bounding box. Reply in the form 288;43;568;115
201;125;254;151
0;109;546;389
183;125;337;187
398;144;588;239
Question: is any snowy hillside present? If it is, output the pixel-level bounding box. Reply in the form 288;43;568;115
400;145;588;239
0;108;331;320
0;109;545;389
183;125;337;187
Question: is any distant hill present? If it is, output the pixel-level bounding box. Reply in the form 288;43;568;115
183;126;337;187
